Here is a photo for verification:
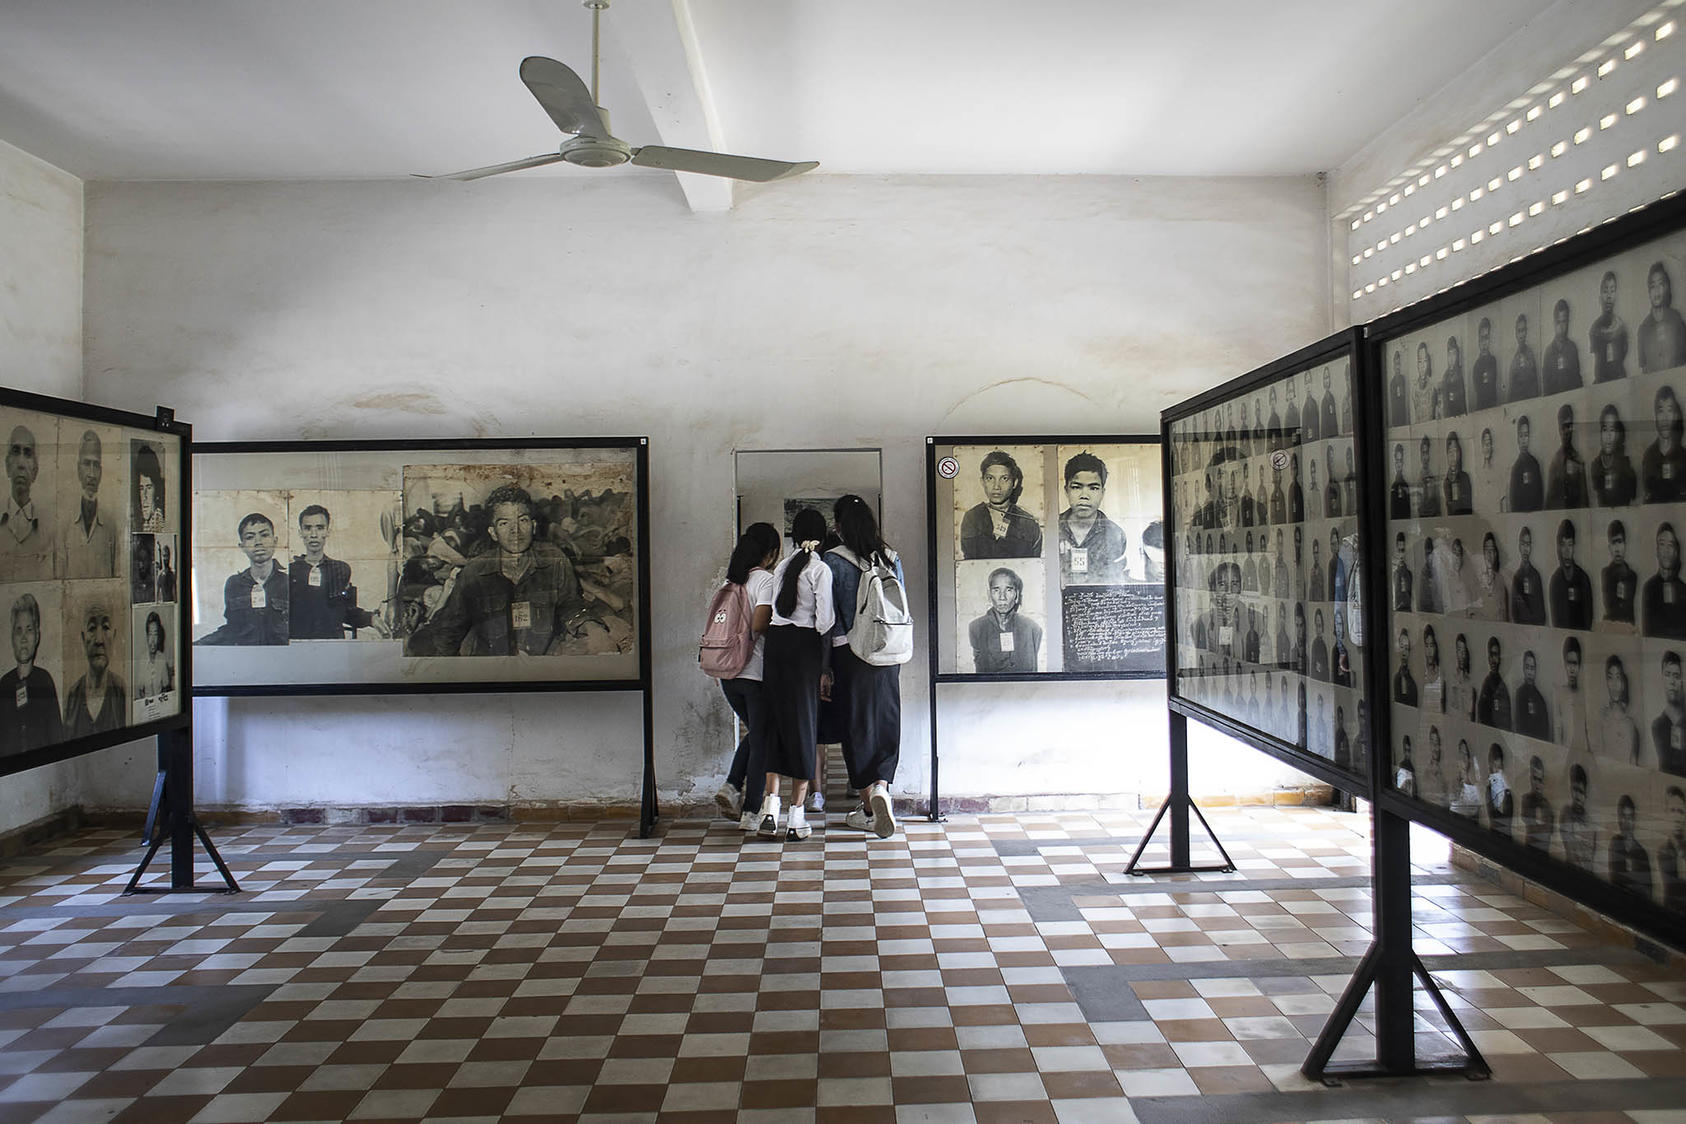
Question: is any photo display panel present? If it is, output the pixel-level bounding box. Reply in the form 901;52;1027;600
1381;219;1686;922
1166;350;1370;784
929;438;1164;677
191;440;645;692
0;394;188;778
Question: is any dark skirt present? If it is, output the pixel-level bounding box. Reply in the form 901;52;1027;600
816;643;848;746
762;624;823;780
834;646;901;789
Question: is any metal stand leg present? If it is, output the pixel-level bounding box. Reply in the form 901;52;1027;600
926;680;945;822
125;729;239;895
639;685;658;838
1126;711;1235;875
1301;807;1487;1082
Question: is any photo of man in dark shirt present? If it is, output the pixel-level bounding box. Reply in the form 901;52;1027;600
197;513;289;646
1511;525;1547;625
1589;270;1629;382
1394;628;1417;707
0;593;61;756
1543;298;1582;395
1509;415;1544;512
1653;651;1686;777
1387;349;1410;428
1546;403;1588;510
1548;519;1593;631
1603;519;1638;624
1478;635;1512;731
1644;522;1686;640
1515;651;1551;740
1661;786;1686;912
62;597;125;738
1055;453;1129;585
1610;794;1653;900
408;484;584;656
1390;444;1411;519
1508;312;1541;401
289;504;387;641
1471;317;1500;409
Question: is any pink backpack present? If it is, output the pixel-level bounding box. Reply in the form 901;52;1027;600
698;582;754;679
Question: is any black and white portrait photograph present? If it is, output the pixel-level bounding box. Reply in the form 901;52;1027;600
402;462;636;659
287;491;399;642
952;446;1045;560
130;437;170;535
1635;250;1686;376
57;423;123;581
956;559;1047;674
1;410;59;583
59;580;128;739
131;533;155;605
153;534;178;603
0;581;64;758
131;603;178;722
1056;444;1158;586
192;490;290;647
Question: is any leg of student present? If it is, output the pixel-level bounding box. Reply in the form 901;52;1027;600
841;648;902;837
721;678;754;788
739;682;768;818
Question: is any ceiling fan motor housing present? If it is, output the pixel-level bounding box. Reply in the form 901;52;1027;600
559;134;633;168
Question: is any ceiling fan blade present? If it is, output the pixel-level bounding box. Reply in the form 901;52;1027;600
520;56;611;140
414;153;567;181
631;146;818;182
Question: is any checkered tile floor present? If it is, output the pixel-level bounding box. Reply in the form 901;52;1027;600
0;805;1683;1124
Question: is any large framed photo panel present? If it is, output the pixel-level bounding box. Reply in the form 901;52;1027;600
1164;329;1372;794
1375;194;1686;945
191;438;650;695
0;389;190;779
927;436;1163;680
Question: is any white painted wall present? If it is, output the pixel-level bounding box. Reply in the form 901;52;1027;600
79;173;1332;813
0;138;89;836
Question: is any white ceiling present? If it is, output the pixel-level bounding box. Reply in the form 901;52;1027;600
0;0;1556;189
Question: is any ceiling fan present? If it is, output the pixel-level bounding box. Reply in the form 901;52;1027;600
419;0;818;183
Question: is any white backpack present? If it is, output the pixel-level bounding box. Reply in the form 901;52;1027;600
831;546;914;666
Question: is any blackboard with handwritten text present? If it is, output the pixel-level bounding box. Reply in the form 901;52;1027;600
1062;585;1164;673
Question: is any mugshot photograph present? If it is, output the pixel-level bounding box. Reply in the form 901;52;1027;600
1448;632;1479;720
1559;761;1601;872
1389;444;1412;519
1;414;58;583
1507;413;1545;513
1548;517;1594;631
1638;258;1686;374
1476;632;1513;731
0;584;64;757
1470;316;1502;411
1284;380;1303;446
154;537;178;603
1591;401;1638;506
131;533;155;605
1609;792;1654;900
1510;522;1548;626
1301;372;1322;443
1386;347;1411;428
1055;450;1129;585
130;438;167;534
1600;517;1641;626
1643;519;1686;640
957;448;1044;560
1469;531;1510;621
1286;453;1304;523
1389;530;1414;613
1593;649;1644;766
1506;309;1543;403
1319;367;1339;440
964;564;1044;674
1641;384;1686;502
1441;330;1469;418
1449;736;1483;820
286;496;395;641
196;509;291;647
1484;742;1517;839
1544;403;1589;510
60;582;128;739
132;607;176;706
1393;626;1418;707
1474;426;1506;515
1414;435;1441;518
1555;635;1594;754
58;424;122;581
1411;339;1441;423
1542;297;1584;396
1645;644;1686;777
1440;433;1474;515
1519;753;1558;851
1590;268;1631;382
1416;725;1450;808
1514;648;1554;741
1660;783;1686;912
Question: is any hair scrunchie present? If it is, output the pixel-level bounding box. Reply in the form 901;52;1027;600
799;540;820;552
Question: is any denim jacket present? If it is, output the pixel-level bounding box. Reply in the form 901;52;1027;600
824;546;905;642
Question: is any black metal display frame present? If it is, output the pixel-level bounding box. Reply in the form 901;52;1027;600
189;437;660;838
1160;327;1490;1081
0;388;232;892
924;434;1165;821
0;389;194;778
1364;192;1686;954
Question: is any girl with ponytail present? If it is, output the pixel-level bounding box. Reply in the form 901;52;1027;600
757;508;835;841
712;522;781;830
824;494;906;839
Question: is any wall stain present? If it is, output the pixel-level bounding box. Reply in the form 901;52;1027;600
348;391;449;415
938;376;1098;425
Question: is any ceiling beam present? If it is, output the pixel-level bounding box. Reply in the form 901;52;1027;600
607;0;732;213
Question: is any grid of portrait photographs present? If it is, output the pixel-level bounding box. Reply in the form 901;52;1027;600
1385;226;1686;918
0;401;184;771
191;443;643;690
930;441;1163;676
1167;356;1369;782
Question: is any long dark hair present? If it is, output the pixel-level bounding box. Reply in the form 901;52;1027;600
726;522;780;585
776;508;828;618
834;494;887;561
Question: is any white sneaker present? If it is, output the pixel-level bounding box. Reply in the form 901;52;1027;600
809;791;826;813
715;783;742;821
757;796;781;839
786;808;812;841
843;806;873;832
869;785;896;839
739;809;760;832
